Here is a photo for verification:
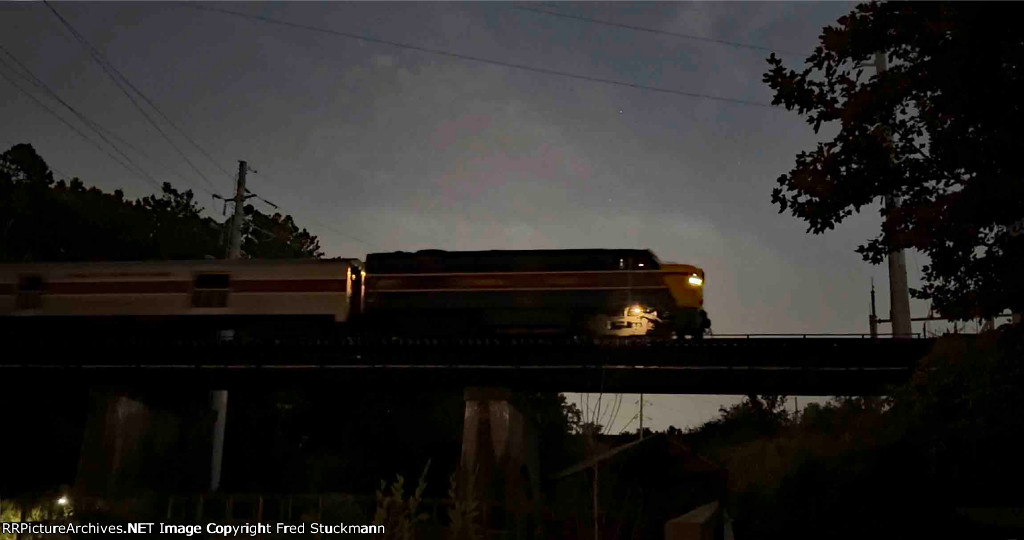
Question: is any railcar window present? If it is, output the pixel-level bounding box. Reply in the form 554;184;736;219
192;273;230;308
16;275;43;309
194;274;230;289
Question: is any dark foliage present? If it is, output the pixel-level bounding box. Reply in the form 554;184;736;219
0;143;320;262
764;2;1024;320
686;328;1024;539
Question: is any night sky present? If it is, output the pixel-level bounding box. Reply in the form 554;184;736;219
1;2;942;430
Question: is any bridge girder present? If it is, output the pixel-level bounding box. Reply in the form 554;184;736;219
6;337;934;395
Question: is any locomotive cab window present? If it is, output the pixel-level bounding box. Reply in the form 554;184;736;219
192;273;230;308
16;274;43;310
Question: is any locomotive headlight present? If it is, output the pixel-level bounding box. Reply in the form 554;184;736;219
688;275;703;286
630;305;643;316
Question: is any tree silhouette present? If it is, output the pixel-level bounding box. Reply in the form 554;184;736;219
764;2;1024;320
0;143;321;262
241;204;323;259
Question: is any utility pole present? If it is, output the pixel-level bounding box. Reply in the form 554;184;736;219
875;51;913;338
210;160;253;493
638;394;644;440
228;160;248;260
869;278;878;338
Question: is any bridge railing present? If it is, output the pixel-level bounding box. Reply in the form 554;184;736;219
708;333;923;339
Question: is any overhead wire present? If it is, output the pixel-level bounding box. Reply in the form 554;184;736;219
251;168;446;249
44;1;235;183
28;3;790;250
0;44;172;192
605;393;624;434
184;3;775;108
43;1;225;194
43;1;383;239
177;3;786;253
513;5;803;57
246;169;379;250
87;119;199;191
0;61;162;191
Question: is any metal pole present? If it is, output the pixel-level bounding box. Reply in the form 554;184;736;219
638;394;644;440
210;390;228;492
869;278;878;338
592;465;599;540
875;51;913;338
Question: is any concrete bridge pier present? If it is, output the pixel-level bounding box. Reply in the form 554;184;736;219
73;390;216;514
459;387;542;539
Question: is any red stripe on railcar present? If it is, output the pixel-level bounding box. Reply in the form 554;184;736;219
15;279;348;295
47;281;191;294
232;279;348;293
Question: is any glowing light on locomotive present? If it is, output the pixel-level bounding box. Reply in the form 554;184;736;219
688;275;703;286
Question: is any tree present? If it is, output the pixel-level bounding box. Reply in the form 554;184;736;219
136;183;223;259
3;144;146;261
241;204;323;259
683;329;1024;539
0;143;322;262
764;2;1024;320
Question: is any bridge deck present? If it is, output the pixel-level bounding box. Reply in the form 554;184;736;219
5;337;935;395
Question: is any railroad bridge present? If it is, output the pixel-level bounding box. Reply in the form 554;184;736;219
10;334;932;394
7;334;935;528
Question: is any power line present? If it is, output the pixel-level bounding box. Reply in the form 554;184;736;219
50;12;234;181
87;120;198;190
0;61;162;191
513;6;803;57
0;44;170;192
43;1;226;194
184;3;774;109
249;166;451;251
247;170;378;250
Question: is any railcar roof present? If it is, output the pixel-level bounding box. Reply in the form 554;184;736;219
0;258;362;269
366;248;661;273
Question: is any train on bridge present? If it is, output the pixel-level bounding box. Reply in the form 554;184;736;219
0;249;710;340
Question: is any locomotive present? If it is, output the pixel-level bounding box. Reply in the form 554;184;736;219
363;249;709;338
0;249;710;340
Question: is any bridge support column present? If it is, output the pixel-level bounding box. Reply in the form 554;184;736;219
459;387;541;539
74;392;150;498
73;390;216;512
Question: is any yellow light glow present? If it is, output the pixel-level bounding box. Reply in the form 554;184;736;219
630;306;643;315
57;497;68;506
688;275;703;286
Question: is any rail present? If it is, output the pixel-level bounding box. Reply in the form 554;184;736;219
2;335;936;394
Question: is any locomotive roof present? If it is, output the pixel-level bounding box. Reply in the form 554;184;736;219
366;249;661;273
